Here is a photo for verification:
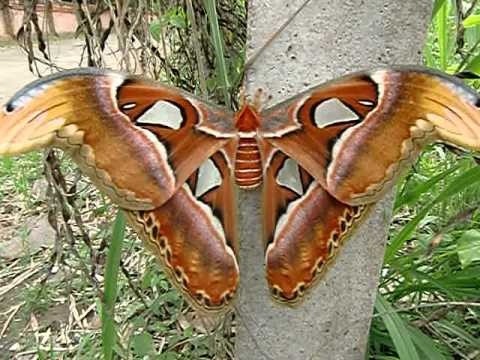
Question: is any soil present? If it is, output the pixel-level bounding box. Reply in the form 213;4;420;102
0;37;87;103
0;38;100;355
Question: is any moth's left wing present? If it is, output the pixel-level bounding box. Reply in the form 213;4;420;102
260;67;480;206
262;147;367;303
0;68;236;210
126;148;239;312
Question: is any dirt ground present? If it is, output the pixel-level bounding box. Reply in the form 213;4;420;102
0;38;107;356
0;37;88;103
0;36;123;104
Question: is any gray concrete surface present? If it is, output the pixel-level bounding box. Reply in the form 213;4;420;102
235;1;433;359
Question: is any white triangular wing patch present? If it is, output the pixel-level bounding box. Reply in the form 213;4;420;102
137;100;183;129
195;158;222;197
277;158;303;195
314;98;359;128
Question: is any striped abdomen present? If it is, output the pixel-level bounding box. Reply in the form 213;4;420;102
235;137;262;188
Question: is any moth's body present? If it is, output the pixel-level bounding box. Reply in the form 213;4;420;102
234;104;264;188
0;66;479;312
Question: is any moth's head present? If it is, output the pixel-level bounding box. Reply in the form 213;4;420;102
234;87;268;132
234;103;261;132
0;68;122;156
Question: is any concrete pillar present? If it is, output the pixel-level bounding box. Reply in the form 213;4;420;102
235;1;433;359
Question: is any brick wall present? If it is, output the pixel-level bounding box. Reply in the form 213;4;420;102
0;1;109;39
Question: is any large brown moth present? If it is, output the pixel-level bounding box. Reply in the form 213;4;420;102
0;66;479;312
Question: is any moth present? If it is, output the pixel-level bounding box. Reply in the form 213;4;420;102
0;66;479;312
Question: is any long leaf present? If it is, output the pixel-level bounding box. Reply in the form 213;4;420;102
463;14;480;28
432;0;448;18
394;163;462;210
408;326;449;360
457;229;480;268
204;0;231;107
102;211;126;360
386;167;480;262
465;52;480;74
435;320;480;348
436;0;449;70
375;295;420;360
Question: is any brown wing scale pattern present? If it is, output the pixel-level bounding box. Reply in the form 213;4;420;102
126;150;238;312
263;150;368;303
262;67;480;207
0;66;479;311
258;67;480;303
0;68;235;210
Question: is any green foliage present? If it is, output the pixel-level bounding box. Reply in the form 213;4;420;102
368;2;480;357
375;295;421;360
465;52;480;73
457;229;480;267
463;14;480;27
102;211;126;360
1;1;479;359
150;6;188;41
131;332;155;357
0;152;41;200
436;0;451;70
385;166;480;262
146;0;245;103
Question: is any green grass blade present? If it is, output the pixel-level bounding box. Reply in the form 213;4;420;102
465;52;480;73
436;0;449;70
407;326;449;359
204;0;231;107
423;41;435;67
394;162;462;210
375;295;420;360
432;0;448;18
102;210;127;360
463;14;480;28
457;229;480;268
386;166;480;262
393;269;458;299
435;320;480;348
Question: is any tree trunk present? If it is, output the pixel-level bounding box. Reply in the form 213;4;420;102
1;0;15;38
235;1;433;359
45;1;58;37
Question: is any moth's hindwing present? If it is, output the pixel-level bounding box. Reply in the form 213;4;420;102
126;149;238;312
263;149;368;303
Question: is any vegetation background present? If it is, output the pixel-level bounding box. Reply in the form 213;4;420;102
0;0;479;359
